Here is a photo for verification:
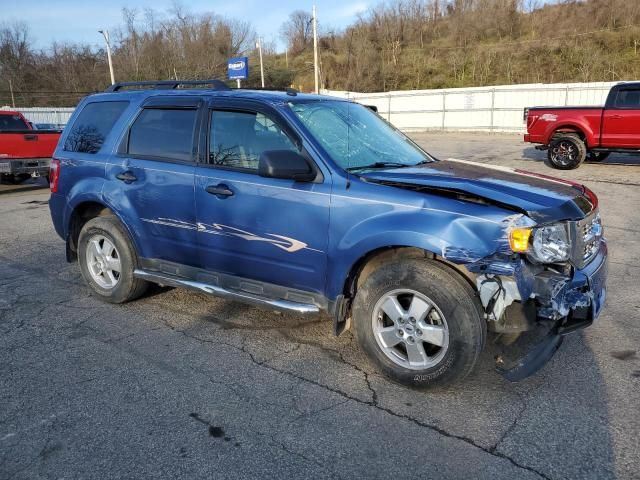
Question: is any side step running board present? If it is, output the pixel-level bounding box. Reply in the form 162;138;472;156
133;269;320;314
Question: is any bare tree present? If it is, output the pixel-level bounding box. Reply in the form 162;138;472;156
280;10;312;55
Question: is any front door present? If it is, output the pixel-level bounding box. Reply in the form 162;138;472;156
194;99;331;296
601;87;640;147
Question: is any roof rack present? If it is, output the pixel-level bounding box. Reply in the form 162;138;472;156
105;79;231;92
240;86;298;96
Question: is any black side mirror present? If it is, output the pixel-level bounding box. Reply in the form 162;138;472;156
258;150;315;182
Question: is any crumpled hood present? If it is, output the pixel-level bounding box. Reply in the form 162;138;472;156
359;159;594;223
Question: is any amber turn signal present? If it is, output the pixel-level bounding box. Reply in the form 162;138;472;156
509;228;532;253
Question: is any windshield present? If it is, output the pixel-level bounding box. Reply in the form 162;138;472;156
289;100;434;171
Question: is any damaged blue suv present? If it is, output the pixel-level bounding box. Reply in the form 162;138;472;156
49;79;608;387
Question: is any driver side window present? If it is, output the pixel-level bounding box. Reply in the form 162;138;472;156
208;110;298;172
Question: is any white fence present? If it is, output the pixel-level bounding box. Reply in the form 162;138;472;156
5;80;625;132
2;107;75;127
324;81;620;133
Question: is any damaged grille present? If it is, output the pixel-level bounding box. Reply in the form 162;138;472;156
570;210;603;269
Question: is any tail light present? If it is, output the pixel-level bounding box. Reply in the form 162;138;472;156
49;158;61;193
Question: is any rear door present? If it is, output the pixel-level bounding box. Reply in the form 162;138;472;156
601;86;640;147
194;98;331;296
104;96;203;267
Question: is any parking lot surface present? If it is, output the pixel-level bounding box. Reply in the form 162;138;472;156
1;132;639;479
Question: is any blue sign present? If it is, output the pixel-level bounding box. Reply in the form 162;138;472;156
228;57;249;80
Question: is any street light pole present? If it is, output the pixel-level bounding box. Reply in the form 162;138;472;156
312;5;319;94
98;30;115;85
256;38;265;88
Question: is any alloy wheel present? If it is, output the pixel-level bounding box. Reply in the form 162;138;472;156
85;234;121;289
371;289;450;370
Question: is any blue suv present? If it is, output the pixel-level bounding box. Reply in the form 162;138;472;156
49;80;608;387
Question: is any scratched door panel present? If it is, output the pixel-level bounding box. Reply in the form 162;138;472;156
194;167;330;295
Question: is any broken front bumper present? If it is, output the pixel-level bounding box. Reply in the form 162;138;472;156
536;239;608;328
495;240;608;381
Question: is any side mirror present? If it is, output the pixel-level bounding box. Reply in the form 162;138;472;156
258;150;316;182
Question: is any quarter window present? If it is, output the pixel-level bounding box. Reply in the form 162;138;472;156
208;110;298;171
128;108;197;161
64;101;129;153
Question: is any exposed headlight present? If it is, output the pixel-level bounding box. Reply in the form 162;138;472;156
530;224;570;263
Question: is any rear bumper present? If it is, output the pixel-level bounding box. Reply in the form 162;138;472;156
523;133;547;145
0;158;51;176
49;192;66;240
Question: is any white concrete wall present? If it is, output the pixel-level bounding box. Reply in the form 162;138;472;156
323;81;620;132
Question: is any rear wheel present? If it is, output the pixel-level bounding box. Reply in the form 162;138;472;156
548;133;587;169
352;259;485;388
78;216;148;303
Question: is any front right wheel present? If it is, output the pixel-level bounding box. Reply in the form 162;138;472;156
352;258;485;388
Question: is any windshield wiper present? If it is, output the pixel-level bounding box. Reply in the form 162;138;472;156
346;162;410;172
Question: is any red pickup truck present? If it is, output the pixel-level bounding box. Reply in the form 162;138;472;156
0;110;62;183
524;81;640;169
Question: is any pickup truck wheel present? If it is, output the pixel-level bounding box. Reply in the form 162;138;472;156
78;216;148;303
548;133;587;169
352;259;485;388
587;151;610;162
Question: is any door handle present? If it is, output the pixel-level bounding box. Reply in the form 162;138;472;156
206;184;234;198
116;171;137;184
24;134;38;141
610;114;623;119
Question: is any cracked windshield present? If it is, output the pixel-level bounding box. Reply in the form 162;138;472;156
289;100;433;171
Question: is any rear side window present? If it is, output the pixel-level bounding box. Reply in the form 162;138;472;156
614;89;640;109
0;114;27;131
128;108;197;162
64;101;129;153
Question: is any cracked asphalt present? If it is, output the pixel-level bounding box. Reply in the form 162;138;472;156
2;132;639;479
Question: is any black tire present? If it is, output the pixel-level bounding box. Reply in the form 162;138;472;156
547;133;587;170
352;259;485;388
78;215;148;303
587;151;610;162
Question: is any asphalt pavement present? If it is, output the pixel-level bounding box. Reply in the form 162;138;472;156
1;132;639;479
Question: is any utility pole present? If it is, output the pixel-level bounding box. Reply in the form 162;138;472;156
312;5;319;94
256;38;265;88
285;49;288;68
8;78;15;108
98;30;115;85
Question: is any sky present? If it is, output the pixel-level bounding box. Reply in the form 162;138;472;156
1;0;371;51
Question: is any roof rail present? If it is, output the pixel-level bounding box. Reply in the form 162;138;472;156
240;86;299;96
105;79;231;92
